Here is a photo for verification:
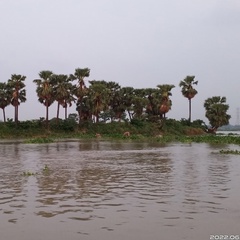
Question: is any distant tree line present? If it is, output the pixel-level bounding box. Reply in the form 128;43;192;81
0;68;231;132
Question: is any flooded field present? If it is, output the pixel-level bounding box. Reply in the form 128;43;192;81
0;140;240;240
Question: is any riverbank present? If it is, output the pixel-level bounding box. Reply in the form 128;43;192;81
1;119;239;145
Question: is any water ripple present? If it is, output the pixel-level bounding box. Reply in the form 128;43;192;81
0;141;240;240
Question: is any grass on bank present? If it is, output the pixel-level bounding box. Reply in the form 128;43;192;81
0;118;239;145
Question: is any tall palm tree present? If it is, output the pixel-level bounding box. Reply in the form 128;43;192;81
0;82;11;122
70;68;90;123
33;71;54;128
179;76;198;124
70;68;90;90
157;84;175;119
7;74;26;124
204;96;231;133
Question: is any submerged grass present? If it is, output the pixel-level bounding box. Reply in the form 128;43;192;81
155;134;240;145
24;137;54;144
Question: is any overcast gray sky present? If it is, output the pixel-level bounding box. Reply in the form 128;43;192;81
1;0;240;124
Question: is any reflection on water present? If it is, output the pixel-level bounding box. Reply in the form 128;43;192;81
0;140;240;240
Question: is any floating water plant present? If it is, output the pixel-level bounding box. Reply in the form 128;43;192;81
22;171;36;176
219;149;240;155
43;164;50;173
22;165;50;177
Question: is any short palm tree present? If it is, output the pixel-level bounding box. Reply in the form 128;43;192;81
204;96;231;133
7;74;27;124
157;84;175;119
179;76;198;124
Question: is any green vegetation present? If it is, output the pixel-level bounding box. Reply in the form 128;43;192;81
0;118;205;140
43;165;50;172
204;96;231;133
22;165;50;177
22;171;36;176
219;149;240;155
24;137;54;144
0;74;26;124
0;68;232;139
0;117;239;146
179;75;198;124
160;134;240;145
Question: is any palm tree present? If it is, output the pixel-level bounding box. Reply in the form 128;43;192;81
52;74;75;120
7;74;27;124
145;88;162;121
0;82;11;122
157;84;175;119
179;76;198;124
76;94;92;122
33;71;54;128
121;87;134;121
70;68;90;123
70;68;90;90
98;81;123;122
132;89;148;120
88;81;111;123
204;96;231;133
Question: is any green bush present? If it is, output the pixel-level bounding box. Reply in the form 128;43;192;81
49;118;77;131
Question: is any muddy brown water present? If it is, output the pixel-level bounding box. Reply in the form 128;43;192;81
0;140;240;240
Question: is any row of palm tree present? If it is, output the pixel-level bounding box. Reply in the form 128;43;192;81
0;74;26;124
0;69;199;127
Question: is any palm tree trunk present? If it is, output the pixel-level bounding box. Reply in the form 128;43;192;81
46;105;49;129
96;111;99;123
78;98;82;124
3;108;6;123
127;110;132;121
65;106;68;119
189;98;192;124
56;102;60;121
15;104;18;124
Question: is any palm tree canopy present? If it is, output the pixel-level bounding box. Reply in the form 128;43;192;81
0;82;11;109
204;96;226;110
204;96;231;129
33;70;55;106
74;68;90;79
179;75;198;100
157;84;175;97
7;74;27;106
38;70;53;81
52;74;76;107
156;84;175;116
70;68;90;90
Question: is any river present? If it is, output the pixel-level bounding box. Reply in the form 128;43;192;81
0;140;240;240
